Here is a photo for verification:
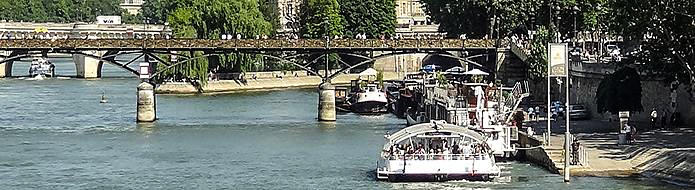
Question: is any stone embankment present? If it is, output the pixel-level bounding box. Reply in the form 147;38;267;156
156;71;400;94
519;128;695;186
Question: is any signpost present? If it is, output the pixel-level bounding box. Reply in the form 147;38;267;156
547;43;571;182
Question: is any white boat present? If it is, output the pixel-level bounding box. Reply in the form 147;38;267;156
376;121;501;182
350;84;388;114
29;57;55;78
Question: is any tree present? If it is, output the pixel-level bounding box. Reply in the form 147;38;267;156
595;67;643;114
141;0;170;24
259;0;281;34
527;26;551;82
299;0;344;38
0;0;132;23
420;0;539;38
605;0;695;95
153;0;273;87
338;0;396;38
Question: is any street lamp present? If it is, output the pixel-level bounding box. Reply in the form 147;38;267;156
572;6;580;47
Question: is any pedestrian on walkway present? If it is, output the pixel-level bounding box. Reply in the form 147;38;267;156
624;123;633;144
528;107;535;121
661;109;668;129
535;106;541;121
650;108;658;130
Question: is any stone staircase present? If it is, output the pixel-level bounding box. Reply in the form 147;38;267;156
545;144;589;174
545;147;566;173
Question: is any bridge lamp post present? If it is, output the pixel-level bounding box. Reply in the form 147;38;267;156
572;6;580;47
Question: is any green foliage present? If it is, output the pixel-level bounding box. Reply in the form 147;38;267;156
605;0;695;89
0;0;127;23
338;0;396;38
376;69;384;87
527;26;551;82
420;0;539;38
152;0;273;86
436;72;448;87
419;0;608;39
259;0;281;34
595;67;643;114
299;0;345;38
141;0;170;24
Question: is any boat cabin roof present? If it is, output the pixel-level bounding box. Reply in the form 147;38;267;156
383;121;486;149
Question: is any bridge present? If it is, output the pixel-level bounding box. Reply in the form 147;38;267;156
0;38;514;123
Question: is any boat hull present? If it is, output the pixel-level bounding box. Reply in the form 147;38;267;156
381;173;495;182
351;101;388;114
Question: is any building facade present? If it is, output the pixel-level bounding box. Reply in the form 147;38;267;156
275;0;440;75
277;0;301;34
121;0;145;15
394;0;439;36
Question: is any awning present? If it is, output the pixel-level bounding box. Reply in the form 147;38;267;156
463;69;489;76
359;68;378;76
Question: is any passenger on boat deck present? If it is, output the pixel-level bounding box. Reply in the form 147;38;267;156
462;144;472;155
451;142;461;154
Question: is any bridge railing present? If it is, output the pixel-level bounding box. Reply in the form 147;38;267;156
0;39;508;50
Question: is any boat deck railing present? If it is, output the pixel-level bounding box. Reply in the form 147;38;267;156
387;154;491;161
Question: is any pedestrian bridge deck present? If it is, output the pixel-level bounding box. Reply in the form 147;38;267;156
0;39;507;51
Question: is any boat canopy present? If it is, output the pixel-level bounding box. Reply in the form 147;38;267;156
382;122;487;149
359;68;378;76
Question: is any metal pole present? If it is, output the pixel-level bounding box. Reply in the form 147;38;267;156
546;45;552;145
564;51;571;183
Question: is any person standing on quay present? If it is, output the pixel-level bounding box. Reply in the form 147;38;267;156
650;108;658;130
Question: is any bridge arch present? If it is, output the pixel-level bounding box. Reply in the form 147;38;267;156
328;51;492;80
0;50;143;78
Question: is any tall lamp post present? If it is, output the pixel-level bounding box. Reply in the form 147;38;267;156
572;6;580;47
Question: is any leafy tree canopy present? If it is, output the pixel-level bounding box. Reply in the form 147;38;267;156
338;0;396;38
0;0;135;23
527;26;551;82
605;0;695;92
299;0;345;38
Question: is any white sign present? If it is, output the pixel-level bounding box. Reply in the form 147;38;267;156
97;16;122;25
548;43;568;77
139;62;150;79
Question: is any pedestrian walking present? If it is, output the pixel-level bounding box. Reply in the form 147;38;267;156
661;110;668;129
624;123;633;144
650;108;658;130
528;107;535;122
535;106;541;121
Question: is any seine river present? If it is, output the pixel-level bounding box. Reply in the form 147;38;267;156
0;59;682;189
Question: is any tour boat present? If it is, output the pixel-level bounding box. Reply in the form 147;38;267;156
350;84;389;114
376;121;501;182
29;57;55;78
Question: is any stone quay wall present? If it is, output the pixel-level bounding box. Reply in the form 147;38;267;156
156;71;400;94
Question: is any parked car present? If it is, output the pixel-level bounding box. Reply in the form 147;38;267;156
606;45;621;57
569;47;583;62
568;104;589;120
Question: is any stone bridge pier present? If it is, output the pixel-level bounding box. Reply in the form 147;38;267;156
318;82;336;121
72;50;106;78
137;82;157;122
0;51;13;78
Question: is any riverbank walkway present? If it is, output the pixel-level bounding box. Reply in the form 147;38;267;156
526;118;695;184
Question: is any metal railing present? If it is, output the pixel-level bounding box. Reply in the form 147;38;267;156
387;153;491;161
0;39;509;51
572;145;589;166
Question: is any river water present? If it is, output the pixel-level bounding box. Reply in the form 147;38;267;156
0;59;682;189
